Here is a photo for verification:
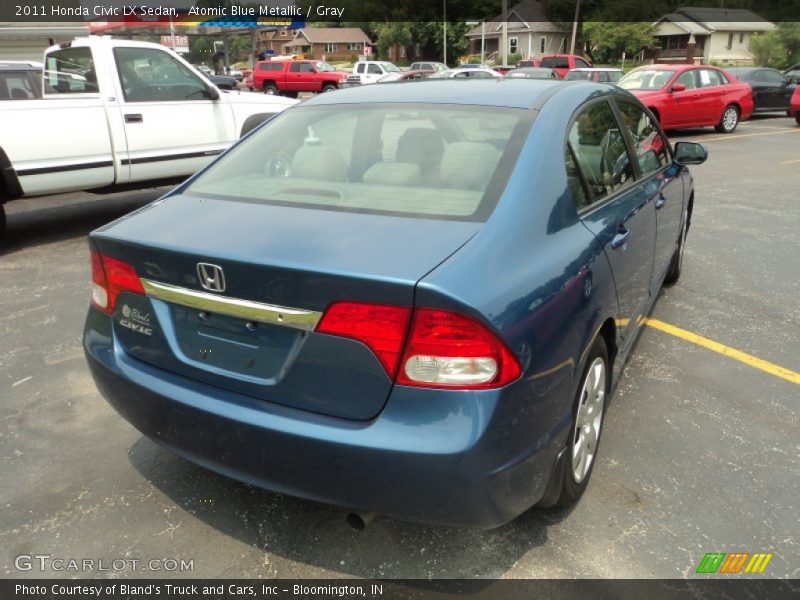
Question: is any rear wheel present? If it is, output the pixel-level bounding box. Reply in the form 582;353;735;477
263;82;278;95
664;208;689;286
544;337;609;508
0;204;6;243
715;104;739;133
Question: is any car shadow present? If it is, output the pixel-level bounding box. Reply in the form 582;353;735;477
128;435;573;581
0;189;165;256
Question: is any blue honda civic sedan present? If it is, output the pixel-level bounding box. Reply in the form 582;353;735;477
84;79;707;528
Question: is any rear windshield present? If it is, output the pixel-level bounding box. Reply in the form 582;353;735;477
618;69;675;90
184;104;531;221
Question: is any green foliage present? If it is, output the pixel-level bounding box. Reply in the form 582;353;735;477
775;22;800;64
583;21;655;63
507;53;523;65
750;31;789;67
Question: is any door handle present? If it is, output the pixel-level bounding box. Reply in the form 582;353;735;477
611;227;630;249
124;113;143;123
655;193;667;210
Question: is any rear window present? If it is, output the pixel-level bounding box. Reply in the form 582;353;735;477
259;63;283;72
184;104;531;222
618;69;676;90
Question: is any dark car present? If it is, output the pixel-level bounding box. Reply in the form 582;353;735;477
726;67;796;113
785;64;800;84
84;79;706;528
504;67;558;79
205;73;237;90
0;61;42;100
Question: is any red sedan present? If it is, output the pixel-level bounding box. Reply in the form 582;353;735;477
791;85;800;125
618;64;753;133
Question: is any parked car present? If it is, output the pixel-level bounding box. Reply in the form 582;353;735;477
0;37;295;236
791;85;800;125
0;60;43;100
253;59;348;96
245;73;254;91
566;68;623;83
505;67;558;79
516;59;541;68
346;61;401;86
618;64;753;133
409;61;447;73
83;78;707;528
539;54;593;78
725;67;796;114
377;70;432;83
429;67;503;79
201;72;237;90
225;66;244;81
784;64;800;84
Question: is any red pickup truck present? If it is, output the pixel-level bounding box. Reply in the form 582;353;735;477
253;60;348;96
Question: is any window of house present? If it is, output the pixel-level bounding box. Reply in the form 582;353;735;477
509;37;518;54
727;33;734;49
739;33;745;44
540;37;546;53
348;43;362;51
325;43;338;53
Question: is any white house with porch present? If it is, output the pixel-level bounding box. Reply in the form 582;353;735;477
653;7;776;66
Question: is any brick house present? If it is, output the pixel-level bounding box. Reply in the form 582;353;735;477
282;28;372;61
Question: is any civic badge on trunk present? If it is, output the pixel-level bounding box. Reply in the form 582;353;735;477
197;263;226;293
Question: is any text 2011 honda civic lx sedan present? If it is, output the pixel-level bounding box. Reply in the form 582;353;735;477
84;80;707;528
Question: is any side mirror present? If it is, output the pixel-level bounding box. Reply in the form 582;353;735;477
206;85;220;101
674;141;708;165
670;83;686;93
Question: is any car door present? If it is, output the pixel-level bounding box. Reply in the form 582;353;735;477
568;99;657;343
363;63;385;84
761;69;793;110
667;69;701;127
616;100;684;291
286;61;317;92
112;46;235;184
695;68;729;125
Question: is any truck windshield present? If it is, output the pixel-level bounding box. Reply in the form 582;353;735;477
184;104;531;222
382;63;400;73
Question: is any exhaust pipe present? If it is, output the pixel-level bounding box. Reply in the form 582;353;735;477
346;511;377;531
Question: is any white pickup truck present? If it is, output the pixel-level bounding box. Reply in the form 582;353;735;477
0;36;297;235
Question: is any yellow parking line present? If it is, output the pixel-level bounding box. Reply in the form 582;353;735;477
644;318;800;385
697;129;800;143
780;158;800;165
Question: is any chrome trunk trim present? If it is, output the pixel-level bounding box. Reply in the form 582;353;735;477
140;279;322;331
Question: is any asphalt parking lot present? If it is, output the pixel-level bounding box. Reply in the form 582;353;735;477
0;116;798;580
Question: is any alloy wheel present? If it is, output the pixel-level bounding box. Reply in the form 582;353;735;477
571;357;606;483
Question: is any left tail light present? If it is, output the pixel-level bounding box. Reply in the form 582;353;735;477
90;250;145;314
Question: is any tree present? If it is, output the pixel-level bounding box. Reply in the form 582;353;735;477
582;21;655;63
775;22;800;65
750;31;789;67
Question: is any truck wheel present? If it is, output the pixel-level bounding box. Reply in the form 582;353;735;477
263;82;278;95
321;84;337;93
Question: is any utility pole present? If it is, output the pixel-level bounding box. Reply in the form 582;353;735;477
501;0;508;66
443;0;447;65
569;0;581;55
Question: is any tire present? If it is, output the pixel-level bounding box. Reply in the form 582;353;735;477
262;82;278;95
321;84;337;93
715;104;740;133
549;337;610;508
664;207;689;286
795;113;800;126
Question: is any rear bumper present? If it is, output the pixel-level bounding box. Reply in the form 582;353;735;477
84;309;567;528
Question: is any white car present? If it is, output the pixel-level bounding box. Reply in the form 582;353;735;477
0;37;295;235
346;61;401;86
429;67;503;79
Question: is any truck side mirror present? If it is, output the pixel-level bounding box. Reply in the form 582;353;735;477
206;85;220;101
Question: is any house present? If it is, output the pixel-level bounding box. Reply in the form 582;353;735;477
256;27;299;58
281;27;372;61
465;0;569;62
652;7;776;66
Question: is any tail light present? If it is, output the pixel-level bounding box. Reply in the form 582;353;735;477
90;250;145;314
316;303;521;390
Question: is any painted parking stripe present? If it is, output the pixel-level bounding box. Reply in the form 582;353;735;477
697;128;800;143
780;158;800;165
644;318;800;385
